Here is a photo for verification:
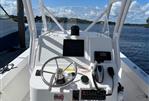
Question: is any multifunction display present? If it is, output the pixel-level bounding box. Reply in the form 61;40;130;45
63;39;84;57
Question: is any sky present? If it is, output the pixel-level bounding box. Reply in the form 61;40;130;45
1;0;149;24
32;0;108;8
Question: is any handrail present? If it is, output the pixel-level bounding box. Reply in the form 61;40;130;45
39;0;48;32
44;6;68;34
22;0;37;74
39;0;67;34
113;0;132;70
84;8;108;32
84;2;113;32
102;0;113;35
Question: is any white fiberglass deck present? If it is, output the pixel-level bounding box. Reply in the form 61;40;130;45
0;48;148;101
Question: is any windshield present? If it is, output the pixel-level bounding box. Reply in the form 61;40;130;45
43;0;107;20
34;0;112;34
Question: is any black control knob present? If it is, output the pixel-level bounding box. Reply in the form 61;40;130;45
81;75;89;85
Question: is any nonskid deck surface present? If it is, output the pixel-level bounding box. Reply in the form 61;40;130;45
22;93;30;101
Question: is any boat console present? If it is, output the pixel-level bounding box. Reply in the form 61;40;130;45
30;26;119;101
20;0;137;100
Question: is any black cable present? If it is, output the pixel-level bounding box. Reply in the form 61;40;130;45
106;77;114;96
92;74;102;90
107;67;115;78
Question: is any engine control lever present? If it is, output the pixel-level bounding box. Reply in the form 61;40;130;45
93;63;104;83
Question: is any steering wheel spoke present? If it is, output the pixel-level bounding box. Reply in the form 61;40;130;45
52;80;57;86
43;70;55;75
63;62;74;72
55;58;59;69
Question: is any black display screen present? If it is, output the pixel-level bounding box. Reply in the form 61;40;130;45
63;39;84;57
94;51;111;63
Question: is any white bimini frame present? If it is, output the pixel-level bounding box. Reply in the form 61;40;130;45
22;0;132;74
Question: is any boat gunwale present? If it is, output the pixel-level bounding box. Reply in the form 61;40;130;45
120;53;149;84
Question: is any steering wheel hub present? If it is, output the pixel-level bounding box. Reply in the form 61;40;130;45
55;68;66;84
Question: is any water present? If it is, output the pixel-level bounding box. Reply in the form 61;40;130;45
9;23;149;74
120;26;149;74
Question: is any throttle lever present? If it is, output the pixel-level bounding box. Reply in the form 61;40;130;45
94;65;104;83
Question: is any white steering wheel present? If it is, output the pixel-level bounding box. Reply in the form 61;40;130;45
41;56;77;88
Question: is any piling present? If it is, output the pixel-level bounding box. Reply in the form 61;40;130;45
17;0;26;48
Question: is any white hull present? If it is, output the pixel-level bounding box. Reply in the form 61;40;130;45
0;44;148;101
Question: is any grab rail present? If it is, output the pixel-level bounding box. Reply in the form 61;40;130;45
22;0;37;74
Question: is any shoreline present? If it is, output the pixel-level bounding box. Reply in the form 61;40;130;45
10;15;149;28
